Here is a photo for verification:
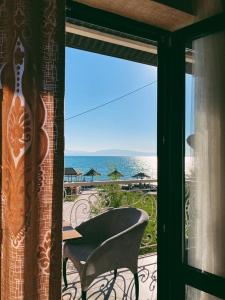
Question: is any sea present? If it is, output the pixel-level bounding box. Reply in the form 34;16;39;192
64;156;158;181
64;155;194;181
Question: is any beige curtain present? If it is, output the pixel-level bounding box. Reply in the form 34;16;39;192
0;1;64;299
190;30;225;276
187;1;225;299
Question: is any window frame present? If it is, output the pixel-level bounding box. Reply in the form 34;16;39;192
65;2;225;298
173;13;225;299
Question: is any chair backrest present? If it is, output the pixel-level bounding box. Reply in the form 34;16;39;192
96;207;148;240
77;207;149;289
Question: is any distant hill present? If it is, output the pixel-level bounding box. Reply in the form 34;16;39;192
65;149;155;156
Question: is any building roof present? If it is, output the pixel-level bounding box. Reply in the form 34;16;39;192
66;1;193;73
64;168;82;176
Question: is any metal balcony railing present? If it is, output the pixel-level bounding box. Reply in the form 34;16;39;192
63;179;157;255
62;179;158;299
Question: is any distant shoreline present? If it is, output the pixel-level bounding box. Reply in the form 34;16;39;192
65;149;156;157
64;155;193;157
64;155;156;157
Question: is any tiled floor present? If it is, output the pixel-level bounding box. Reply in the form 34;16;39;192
62;254;157;300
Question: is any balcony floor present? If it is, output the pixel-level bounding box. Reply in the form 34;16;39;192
62;253;157;300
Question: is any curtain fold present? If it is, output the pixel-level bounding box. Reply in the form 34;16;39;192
192;31;225;276
0;1;64;299
187;1;225;299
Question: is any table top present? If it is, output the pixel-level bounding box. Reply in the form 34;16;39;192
62;221;82;241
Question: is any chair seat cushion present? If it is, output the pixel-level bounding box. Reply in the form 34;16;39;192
63;241;99;273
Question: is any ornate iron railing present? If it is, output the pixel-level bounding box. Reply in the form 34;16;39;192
63;180;158;299
64;179;157;254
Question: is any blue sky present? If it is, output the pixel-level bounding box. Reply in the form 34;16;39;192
65;47;193;154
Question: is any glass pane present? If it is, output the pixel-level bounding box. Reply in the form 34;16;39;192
63;44;158;299
185;30;225;276
186;286;222;300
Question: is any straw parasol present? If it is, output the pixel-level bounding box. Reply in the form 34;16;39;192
64;168;82;182
84;168;101;181
132;172;150;179
108;169;124;180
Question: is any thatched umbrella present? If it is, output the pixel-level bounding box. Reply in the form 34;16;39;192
64;168;82;182
84;168;101;181
108;169;124;180
132;172;150;179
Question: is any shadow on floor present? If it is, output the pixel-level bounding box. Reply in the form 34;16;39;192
62;254;157;300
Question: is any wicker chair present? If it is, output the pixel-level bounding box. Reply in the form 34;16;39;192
63;207;149;300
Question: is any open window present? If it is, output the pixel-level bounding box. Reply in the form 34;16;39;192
63;2;159;299
63;1;225;299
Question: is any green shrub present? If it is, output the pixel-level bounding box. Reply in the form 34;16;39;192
93;184;157;254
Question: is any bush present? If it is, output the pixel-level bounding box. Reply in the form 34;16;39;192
93;184;157;254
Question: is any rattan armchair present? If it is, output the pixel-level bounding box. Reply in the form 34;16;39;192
63;207;149;300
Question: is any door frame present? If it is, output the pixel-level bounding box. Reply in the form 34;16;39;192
65;2;225;298
169;13;225;299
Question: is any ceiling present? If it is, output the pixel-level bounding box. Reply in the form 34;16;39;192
66;0;193;71
74;0;195;31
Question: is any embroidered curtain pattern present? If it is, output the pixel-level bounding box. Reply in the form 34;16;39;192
0;1;64;299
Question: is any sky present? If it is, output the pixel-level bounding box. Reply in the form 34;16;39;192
65;47;193;155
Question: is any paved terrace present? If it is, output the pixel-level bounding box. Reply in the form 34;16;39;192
62;254;157;300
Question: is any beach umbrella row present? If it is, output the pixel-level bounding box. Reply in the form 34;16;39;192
64;167;101;182
65;167;150;181
83;168;125;181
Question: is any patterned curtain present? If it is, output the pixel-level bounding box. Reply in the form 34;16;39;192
0;1;64;299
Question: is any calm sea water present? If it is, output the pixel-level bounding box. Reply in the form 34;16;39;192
64;156;194;181
64;156;158;181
